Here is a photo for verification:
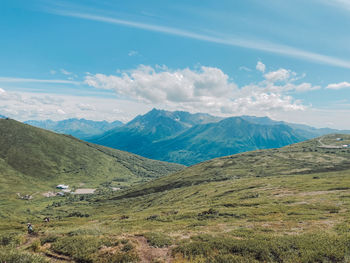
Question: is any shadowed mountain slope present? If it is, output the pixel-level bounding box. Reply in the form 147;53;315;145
143;117;305;165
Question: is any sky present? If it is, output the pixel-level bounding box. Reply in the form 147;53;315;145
1;0;350;129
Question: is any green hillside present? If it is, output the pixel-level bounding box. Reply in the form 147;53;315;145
113;133;350;199
0;118;184;202
3;134;350;262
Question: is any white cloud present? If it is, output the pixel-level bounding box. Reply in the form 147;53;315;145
30;96;64;105
256;61;266;73
77;103;96;111
0;77;80;85
60;69;73;75
326;82;350;90
0;88;147;123
293;83;321;92
239;66;252;72
3;61;343;127
264;69;291;82
85;65;237;104
128;50;138;56
60;69;78;79
319;0;350;11
57;109;66;115
85;65;310;116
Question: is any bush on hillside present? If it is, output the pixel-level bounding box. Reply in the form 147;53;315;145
0;247;47;263
51;236;104;262
143;232;173;248
0;232;23;247
173;232;350;263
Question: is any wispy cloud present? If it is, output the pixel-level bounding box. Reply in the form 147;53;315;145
128;50;139;57
326;82;350;90
45;8;350;69
319;0;350;11
0;77;80;85
60;69;73;75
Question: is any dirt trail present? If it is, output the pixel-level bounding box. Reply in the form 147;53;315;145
318;138;342;149
44;249;73;262
19;235;71;262
133;236;172;263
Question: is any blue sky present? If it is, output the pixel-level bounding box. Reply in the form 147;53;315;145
1;0;350;128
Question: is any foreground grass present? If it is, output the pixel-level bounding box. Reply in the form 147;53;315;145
2;168;350;262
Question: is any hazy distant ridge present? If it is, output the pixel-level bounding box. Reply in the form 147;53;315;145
25;118;123;139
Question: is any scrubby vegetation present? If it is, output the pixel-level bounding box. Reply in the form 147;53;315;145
143;232;173;248
2;134;350;261
173;233;350;263
0;248;48;263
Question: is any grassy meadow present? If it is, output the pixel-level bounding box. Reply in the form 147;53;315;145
2;132;350;262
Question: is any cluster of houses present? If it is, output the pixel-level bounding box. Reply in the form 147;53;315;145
56;184;70;196
55;184;96;196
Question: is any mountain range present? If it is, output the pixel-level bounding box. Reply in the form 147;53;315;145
89;109;350;165
25;118;123;139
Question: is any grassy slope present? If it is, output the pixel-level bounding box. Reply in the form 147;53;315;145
3;134;350;262
0;119;184;222
0;119;183;189
112;133;350;199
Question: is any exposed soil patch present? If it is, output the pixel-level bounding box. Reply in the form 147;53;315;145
133;235;172;263
74;188;96;194
42;191;57;197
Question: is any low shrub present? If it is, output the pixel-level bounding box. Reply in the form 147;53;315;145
0;232;23;247
67;211;90;218
120;238;129;244
40;233;58;244
0;247;47;263
51;235;104;263
121;243;134;252
143;232;172;248
29;239;41;252
173;232;350;262
95;251;139;263
197;208;219;220
67;228;101;236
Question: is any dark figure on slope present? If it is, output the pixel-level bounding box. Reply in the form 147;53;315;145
27;223;34;234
